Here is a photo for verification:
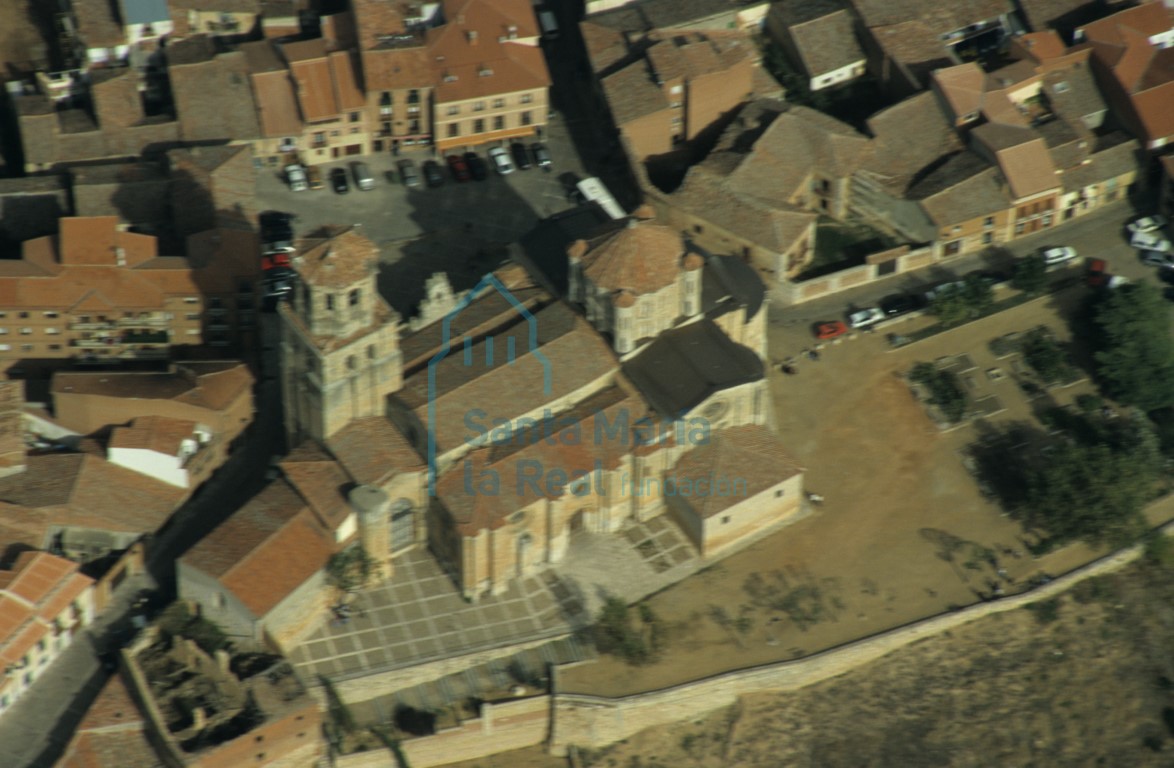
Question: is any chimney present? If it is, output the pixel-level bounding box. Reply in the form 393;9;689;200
467;29;478;44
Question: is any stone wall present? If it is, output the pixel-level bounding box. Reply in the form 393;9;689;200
548;524;1171;753
334;696;549;768
772;245;936;307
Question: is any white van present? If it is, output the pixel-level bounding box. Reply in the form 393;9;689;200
353;162;375;191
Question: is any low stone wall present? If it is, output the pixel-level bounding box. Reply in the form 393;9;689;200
334;696;550;768
548;522;1172;753
777;245;936;307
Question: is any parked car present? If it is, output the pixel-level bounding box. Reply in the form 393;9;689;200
397;158;421;188
422;159;445;187
285;163;308;192
330;167;350;194
487;146;515;175
532;142;552;170
305;165;323;190
924;280;965;302
464;151;489;181
262;266;296;301
510;142;532;170
1127;215;1168;234
968;268;1010;286
446;154;471;182
879;293;921;317
1132;229;1173;254
259;210;295;253
814;321;848;340
1039;245;1077;266
352;161;375;191
1142;251;1174;268
848;307;886;329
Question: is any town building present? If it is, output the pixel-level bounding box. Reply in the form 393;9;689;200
765;0;868;92
1075;1;1174;151
0;216;260;379
0;551;96;719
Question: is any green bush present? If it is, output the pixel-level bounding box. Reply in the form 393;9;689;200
911;362;968;423
1020;328;1071;385
593;597;664;666
1011;255;1048;295
157;602;228;655
1025;598;1061;624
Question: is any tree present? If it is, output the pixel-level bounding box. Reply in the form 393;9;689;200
593;596;663;665
1091;282;1174;411
1020;327;1070;384
911;362;968;423
326;545;376;594
1022;418;1159;549
929;274;993;327
1011;254;1048;295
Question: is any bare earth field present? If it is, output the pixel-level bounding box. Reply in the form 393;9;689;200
447;560;1174;768
559;287;1174;698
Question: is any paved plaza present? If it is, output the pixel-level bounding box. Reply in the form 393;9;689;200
289;517;699;685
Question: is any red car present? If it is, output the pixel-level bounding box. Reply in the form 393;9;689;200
446;154;471;182
261;252;291;271
814;321;848;340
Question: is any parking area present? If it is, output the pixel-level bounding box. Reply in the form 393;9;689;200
254;114;591;311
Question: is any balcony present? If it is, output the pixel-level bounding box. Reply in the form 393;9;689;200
122;330;169;345
380;107;393;118
72;338;118;348
69;321;115;331
117;315;169;328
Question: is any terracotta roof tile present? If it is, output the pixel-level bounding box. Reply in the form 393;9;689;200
670;424;803;518
109;416;198;456
280;444;355;531
221;511;335;616
601;61;671;125
286;41;340;122
293;228;379;289
783;8;865;77
428;0;550;103
575;219;684;295
52;362;253;414
328;417;426;487
182;480;306;579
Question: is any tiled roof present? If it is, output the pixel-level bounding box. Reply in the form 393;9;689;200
913;157;1010;226
428;0;551;102
1017;0;1100;35
395;303;619;456
221;508;335;617
972;124;1060;198
183;481;305;578
602;61;670;125
851;0;1010;32
0;552;94;669
1061;132;1141;191
575;219;684;295
1132;79;1174;145
330;50;366;111
72;0;126;48
1044;61;1106;121
52;362;253;413
352;0;409;50
1079;1;1172;45
581;20;631;74
933;62;986;119
109;416;197;456
58;455;186;533
280;443;355;532
360;45;435;91
328;417;425;487
644;29;755;83
622;319;764;418
786;8;866;77
869;18;953;72
670;424;803;518
55;676;161;768
437;384;644;536
0;453;85;508
293;228;379;289
169;46;261;142
860;91;963;193
242;40;304;138
286;40;339;121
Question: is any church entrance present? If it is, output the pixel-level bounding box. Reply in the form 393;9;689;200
516;533;533;578
569;510;586;536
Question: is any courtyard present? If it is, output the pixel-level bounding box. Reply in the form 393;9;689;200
558;283;1174;697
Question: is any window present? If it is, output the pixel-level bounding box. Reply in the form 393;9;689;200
0;345;10;352
19;327;31;335
983;216;994;227
448;123;460;138
325;294;334;310
330;130;341;137
775;489;785;498
447;105;459;116
520;93;533;104
473;101;485;112
367;344;375;359
670;101;681;109
670;85;682;94
46;327;58;335
18;312;28;319
982;232;993;244
20;344;32;352
473;118;485;133
944;240;962;256
349;127;360;134
348;288;360;306
349;111;360;123
493;115;504;130
184;297;199;304
0;328;7;335
721;515;731;524
346;355;356;370
43;311;58;319
492;98;504;108
1015;222;1026;235
520;111;531;126
49;344;61;351
671;116;682;125
407;89;420;104
380;91;392;105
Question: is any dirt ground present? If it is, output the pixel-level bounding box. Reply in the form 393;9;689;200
559;286;1174;697
577;558;1174;768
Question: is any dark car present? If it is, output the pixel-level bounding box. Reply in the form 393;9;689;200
464;151;489;181
259;210;295;240
446;154;471;182
422;159;445;187
330;167;349;194
510;141;532;170
968;268;1010;286
879;293;922;317
532;142;552;170
262;266;296;302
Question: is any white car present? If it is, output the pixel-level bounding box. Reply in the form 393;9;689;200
1131;230;1173;254
848;307;885;329
285;163;308;192
1039;246;1077;266
1127;215;1168;234
1142;251;1174;268
487;147;515;175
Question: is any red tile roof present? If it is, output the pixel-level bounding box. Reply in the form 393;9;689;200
670;424;803;518
574;219;684;295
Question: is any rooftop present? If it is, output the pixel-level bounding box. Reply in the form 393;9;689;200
671;424;804;518
573;218;685;295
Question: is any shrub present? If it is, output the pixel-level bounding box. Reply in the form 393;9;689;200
911;362;968;423
1020;327;1071;385
1011;254;1048;295
594;597;663;666
1025;598;1061;624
